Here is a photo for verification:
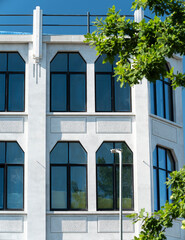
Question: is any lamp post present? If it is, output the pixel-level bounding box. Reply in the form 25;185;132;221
110;148;123;240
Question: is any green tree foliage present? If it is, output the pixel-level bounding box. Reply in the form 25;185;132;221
84;0;185;88
129;166;185;240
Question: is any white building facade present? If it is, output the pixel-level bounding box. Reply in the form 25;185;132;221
0;6;184;240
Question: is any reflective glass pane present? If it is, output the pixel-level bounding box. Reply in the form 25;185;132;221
115;81;131;111
0;168;4;209
165;84;173;121
96;142;114;164
51;166;67;209
0;142;5;163
153;148;157;167
70;74;85;111
8;53;25;72
69;53;86;72
69;143;87;164
116;165;133;209
115;142;133;164
168;173;172;203
50;142;68;164
96;74;111;111
158;148;166;169
8;74;24;111
0;53;7;71
156;80;164;118
50;53;67;72
159;170;167;208
167;152;174;171
71;166;86;209
51;74;67;111
6;142;24;164
95;55;112;72
150;82;155;114
153;168;158;211
97;166;113;209
7;166;23;209
0;74;5;111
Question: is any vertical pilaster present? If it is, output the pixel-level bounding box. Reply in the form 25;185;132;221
27;7;46;240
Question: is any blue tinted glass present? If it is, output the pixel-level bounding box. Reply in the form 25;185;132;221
51;74;67;111
114;142;133;164
115;81;131;111
95;55;112;72
0;74;5;111
150;83;155;114
70;74;85;111
50;142;68;164
50;53;67;72
51;166;67;209
96;142;114;164
69;53;86;72
69;143;87;164
153;148;157;167
116;165;133;209
164;84;173;121
0;168;4;209
8;53;25;72
96;74;111;111
97;166;113;209
0;53;7;71
6;142;24;164
156;80;164;118
8;74;24;111
71;166;86;209
167;152;174;171
0;142;5;163
159;170;167;208
168;173;172;203
153;168;158;211
7;166;23;209
158;148;166;169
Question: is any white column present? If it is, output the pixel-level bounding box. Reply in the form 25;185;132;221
27;7;46;240
33;6;42;63
134;8;144;23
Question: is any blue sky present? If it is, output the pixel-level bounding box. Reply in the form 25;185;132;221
0;0;185;154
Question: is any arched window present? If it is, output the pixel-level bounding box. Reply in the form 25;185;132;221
0;142;24;210
153;146;175;211
150;65;173;121
96;142;134;210
50;142;87;210
0;52;25;112
50;52;86;112
95;55;131;112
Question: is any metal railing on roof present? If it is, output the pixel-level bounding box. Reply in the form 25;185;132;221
0;11;151;35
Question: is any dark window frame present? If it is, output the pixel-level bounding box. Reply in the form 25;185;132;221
150;65;173;121
153;146;175;211
95;56;132;112
50;52;87;112
0;141;24;211
0;52;25;112
96;141;134;211
50;141;88;211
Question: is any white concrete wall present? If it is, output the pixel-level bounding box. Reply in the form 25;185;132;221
0;31;183;240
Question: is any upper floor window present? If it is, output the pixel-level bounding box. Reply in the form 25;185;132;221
95;55;131;112
0;142;24;210
50;52;86;112
150;66;173;121
0;53;25;112
50;142;87;210
153;146;175;211
96;142;134;210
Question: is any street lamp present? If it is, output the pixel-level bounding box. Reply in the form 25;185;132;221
110;148;123;240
